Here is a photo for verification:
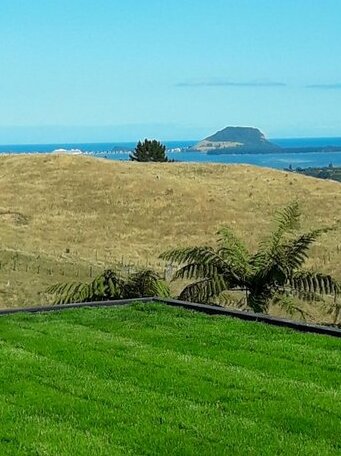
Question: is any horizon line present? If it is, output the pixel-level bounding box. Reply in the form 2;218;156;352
2;134;341;147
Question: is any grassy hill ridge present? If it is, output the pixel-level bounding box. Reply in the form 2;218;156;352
1;154;340;309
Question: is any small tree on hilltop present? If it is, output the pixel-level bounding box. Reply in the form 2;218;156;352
129;139;170;162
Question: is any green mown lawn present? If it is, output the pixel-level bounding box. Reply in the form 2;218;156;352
0;303;340;455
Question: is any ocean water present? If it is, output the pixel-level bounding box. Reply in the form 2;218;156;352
1;138;341;170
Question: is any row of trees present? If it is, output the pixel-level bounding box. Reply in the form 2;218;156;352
46;203;340;320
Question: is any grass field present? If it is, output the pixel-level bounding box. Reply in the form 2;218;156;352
0;303;340;455
0;154;340;314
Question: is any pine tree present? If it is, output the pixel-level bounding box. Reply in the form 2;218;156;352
129;139;170;162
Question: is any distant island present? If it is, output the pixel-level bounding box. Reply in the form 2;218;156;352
191;126;341;155
191;126;279;153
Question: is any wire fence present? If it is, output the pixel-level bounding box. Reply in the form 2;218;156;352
0;250;176;281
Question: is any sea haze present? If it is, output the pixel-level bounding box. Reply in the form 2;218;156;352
1;138;341;170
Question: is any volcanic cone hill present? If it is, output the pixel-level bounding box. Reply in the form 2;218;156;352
192;126;280;152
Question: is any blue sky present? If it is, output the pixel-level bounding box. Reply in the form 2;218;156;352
1;0;341;143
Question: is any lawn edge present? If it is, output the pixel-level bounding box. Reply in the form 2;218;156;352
0;297;340;338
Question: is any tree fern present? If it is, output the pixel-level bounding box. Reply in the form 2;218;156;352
46;268;170;305
161;202;340;315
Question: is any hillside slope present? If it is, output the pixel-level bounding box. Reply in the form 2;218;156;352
0;154;340;308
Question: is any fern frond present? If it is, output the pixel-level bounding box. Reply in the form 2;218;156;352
179;275;230;303
256;202;301;264
216;227;251;277
45;281;91;304
274;294;313;321
160;246;214;265
253;229;325;281
217;227;249;259
162;246;243;286
289;271;340;298
281;230;324;271
153;280;171;298
173;262;220;281
275;201;301;234
124;268;170;298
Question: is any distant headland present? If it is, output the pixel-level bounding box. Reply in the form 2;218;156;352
191;126;341;155
191;126;279;152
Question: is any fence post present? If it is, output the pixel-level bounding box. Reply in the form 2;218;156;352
164;264;173;281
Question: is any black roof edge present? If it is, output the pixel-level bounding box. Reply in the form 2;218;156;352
0;296;340;338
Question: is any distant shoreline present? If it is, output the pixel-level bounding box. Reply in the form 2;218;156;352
1;138;341;171
2;149;341;171
2;139;341;156
206;146;341;155
2;146;341;156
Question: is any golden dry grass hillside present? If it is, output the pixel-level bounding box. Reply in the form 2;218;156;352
0;153;340;310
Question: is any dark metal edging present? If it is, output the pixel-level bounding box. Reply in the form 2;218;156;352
0;296;340;338
154;298;341;337
0;297;153;316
